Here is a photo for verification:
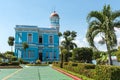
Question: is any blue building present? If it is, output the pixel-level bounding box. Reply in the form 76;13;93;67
14;11;60;62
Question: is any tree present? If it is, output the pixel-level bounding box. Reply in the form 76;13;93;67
22;42;29;58
72;47;93;63
4;51;14;62
61;30;77;51
86;5;120;65
8;36;14;52
59;31;77;63
58;32;62;37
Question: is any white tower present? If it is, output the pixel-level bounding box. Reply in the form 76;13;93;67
50;11;60;32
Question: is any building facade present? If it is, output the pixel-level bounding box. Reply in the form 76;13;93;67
14;11;60;62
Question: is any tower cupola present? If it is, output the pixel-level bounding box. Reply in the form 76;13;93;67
50;11;60;32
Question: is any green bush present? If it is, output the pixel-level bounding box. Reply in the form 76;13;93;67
27;64;48;66
18;58;23;64
11;61;20;66
47;61;52;64
11;56;17;61
63;62;68;65
0;62;8;66
52;62;61;67
63;62;95;79
116;52;120;62
95;65;120;80
0;58;2;63
22;61;29;64
36;59;41;64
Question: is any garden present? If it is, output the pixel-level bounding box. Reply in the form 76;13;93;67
54;5;120;80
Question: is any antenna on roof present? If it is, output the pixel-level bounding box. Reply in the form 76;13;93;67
52;5;56;12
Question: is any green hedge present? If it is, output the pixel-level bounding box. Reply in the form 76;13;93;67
27;64;49;66
0;61;19;66
52;62;95;79
53;62;120;80
63;62;95;79
52;62;61;67
10;61;20;66
95;65;120;80
0;62;8;66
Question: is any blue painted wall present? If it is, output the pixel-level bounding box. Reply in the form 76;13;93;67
15;26;59;62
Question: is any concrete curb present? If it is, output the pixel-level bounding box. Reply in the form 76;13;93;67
53;67;82;80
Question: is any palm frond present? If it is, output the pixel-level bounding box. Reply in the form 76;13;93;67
87;11;104;23
114;21;120;28
103;5;111;18
111;10;120;20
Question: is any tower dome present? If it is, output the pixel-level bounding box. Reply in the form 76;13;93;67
50;11;59;18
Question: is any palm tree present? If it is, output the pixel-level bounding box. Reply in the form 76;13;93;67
22;42;29;58
86;5;120;65
62;30;77;51
8;36;14;52
58;31;77;67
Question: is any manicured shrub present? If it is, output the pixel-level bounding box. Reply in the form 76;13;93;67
18;58;23;64
22;61;29;64
0;62;8;66
11;56;17;61
95;65;120;80
27;64;48;66
116;52;120;62
71;63;78;66
36;59;41;64
47;61;52;64
11;61;20;66
63;62;68;65
0;58;2;63
52;62;61;67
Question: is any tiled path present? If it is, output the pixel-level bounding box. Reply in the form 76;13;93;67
0;66;73;80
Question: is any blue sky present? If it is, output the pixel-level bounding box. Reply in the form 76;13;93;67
0;0;120;52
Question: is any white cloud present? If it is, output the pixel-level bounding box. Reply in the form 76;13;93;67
73;37;89;47
60;37;89;48
114;27;120;32
83;38;88;43
94;36;103;43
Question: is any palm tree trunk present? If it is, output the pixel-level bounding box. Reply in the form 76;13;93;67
60;53;63;68
106;44;113;65
108;51;113;65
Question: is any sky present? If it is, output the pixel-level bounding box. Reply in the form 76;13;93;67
0;0;120;52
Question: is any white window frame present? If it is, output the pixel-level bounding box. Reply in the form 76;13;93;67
27;33;33;43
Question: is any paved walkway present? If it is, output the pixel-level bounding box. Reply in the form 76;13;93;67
0;66;73;80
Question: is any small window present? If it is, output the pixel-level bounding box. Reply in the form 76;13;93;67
39;36;42;44
28;34;32;43
18;33;22;43
46;52;48;58
49;36;53;44
50;52;53;59
54;52;56;58
28;50;34;58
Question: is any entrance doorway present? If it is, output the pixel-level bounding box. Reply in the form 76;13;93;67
39;53;42;61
